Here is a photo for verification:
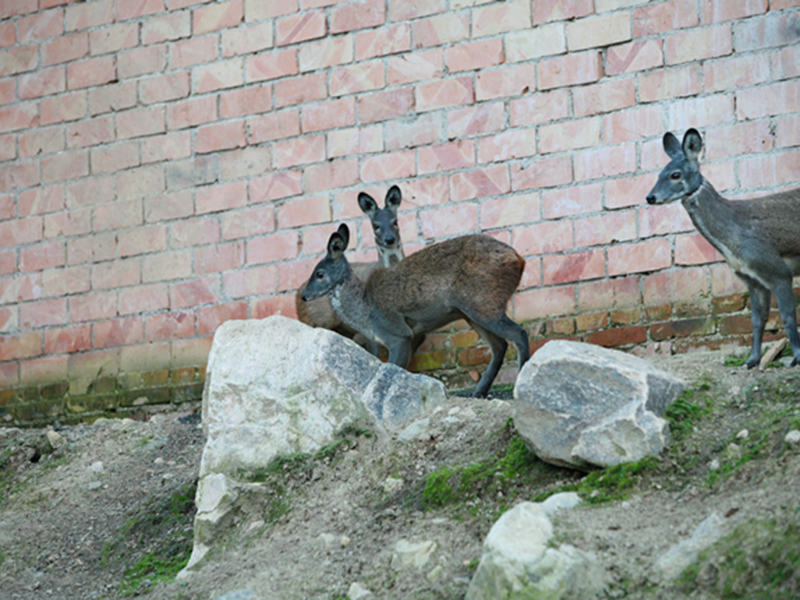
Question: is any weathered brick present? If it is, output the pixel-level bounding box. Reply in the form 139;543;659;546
475;64;534;101
0;331;42;361
247;231;300;264
476;130;535;164
702;0;767;24
538;50;602;90
139;71;191;104
633;0;698;36
358;88;414;123
167;96;217;130
198;301;248;334
300;35;353;72
329;124;383;157
272;134;325;169
419;140;475;174
511;155;572;191
609;239;671;276
117;0;163;21
196;181;247;214
412;13;469;48
448;101;505;138
117;45;167;79
142;10;191;44
473;0;530;37
505;23;565;62
88;81;137;115
736;80;800;120
192;57;244;93
451;165;510;201
144;312;195;341
355;22;409;60
42;150;89;183
246;48;298;82
416;77;473;111
220;85;271;118
40;91;86;125
420;203;479;239
18;8;64;41
169;34;219;68
567;12;631;51
330;0;384;34
733;11;798;51
141;131;192;164
89;22;139;55
676;232;724;265
194;241;244;274
44;324;91;354
248;170;303;203
330;61;385;96
665;24;733;65
361;150;416;183
305;157;359;193
515;285;576;321
667;94;735;131
20;298;66;328
221;205;275;240
118;225;167;257
533;0;593;25
274;72;327;107
540;117;601;154
119;283;169;315
118;106;166;139
195;120;246;154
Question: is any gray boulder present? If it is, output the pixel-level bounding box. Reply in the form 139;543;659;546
183;316;447;574
514;340;684;470
466;501;603;600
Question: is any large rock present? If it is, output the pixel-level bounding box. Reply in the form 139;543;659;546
183;316;447;574
466;500;603;600
514;340;684;470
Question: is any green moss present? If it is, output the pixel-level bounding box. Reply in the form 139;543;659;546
665;383;713;442
723;355;747;367
677;514;800;598
576;457;657;504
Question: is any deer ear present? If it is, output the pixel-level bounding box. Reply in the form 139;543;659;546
663;132;682;159
328;224;350;258
358;192;377;217
385;185;401;211
682;128;703;162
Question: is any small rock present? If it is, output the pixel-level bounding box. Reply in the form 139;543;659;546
709;459;720;471
391;539;437;570
154;457;165;465
88;481;102;491
398;418;431;442
339;535;351;548
785;430;800;444
383;476;403;494
736;429;749;440
347;581;373;600
725;443;741;461
317;533;337;549
427;565;444;581
45;430;65;450
87;461;104;474
214;590;259;600
541;491;581;515
655;513;725;580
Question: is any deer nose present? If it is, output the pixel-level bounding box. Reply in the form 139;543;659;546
646;194;656;204
384;234;396;246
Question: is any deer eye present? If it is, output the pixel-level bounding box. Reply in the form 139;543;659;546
391;219;398;228
373;224;380;231
670;171;682;180
315;271;324;280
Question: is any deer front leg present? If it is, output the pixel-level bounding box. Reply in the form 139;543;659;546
385;337;413;369
742;276;771;369
772;278;800;367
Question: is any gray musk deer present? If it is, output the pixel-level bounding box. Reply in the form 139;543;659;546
301;224;530;397
646;128;800;368
295;186;405;350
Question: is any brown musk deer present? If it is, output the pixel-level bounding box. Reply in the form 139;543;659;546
646;128;800;368
295;185;405;352
301;224;530;397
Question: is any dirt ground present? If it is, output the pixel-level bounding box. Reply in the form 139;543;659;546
1;346;799;600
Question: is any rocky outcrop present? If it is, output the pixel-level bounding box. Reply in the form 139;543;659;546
514;340;685;470
466;494;603;599
183;316;447;574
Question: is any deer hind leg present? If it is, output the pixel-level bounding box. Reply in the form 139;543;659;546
771;278;800;367
468;322;508;398
741;275;771;369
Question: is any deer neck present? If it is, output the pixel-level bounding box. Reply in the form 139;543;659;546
377;245;404;268
328;270;376;340
682;179;746;267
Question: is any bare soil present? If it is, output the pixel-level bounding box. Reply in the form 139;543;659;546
1;347;799;600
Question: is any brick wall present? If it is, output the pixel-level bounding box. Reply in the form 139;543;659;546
1;0;799;422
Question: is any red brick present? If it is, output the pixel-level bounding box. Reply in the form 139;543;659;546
475;64;534;101
361;150;416;183
65;175;114;208
117;45;167;78
387;48;443;85
18;8;63;41
665;24;732;65
330;61;385;96
274;72;327;107
198;301;248;334
0;79;15;105
668;93;734;132
139;71;190;104
300;97;355;133
65;114;114;149
117;225;167;257
451;165;510;201
507;90;566;127
575;210;637;248
117;164;164;202
608;239;671;276
299;35;353;72
358;88;415;123
90;140;139;174
223;265;276;299
515;285;576;321
574;143;636;181
278;194;332;228
93;317;143;349
773;44;800;80
505;23;565;62
776;114;800;149
384;112;438;150
167;95;217;130
445;39;504;73
540;182;602;219
0;22;14;49
44;324;91;354
702;0;767;23
577;277;641;312
477;130;536;164
606;39;663;76
94;198;142;231
219;146;270;179
195;120;246;154
704;120;773;161
473;0;530;36
18;126;61;159
413;12;469;48
192;57;244;93
169;34;219;68
447;101;505;138
119;283;169;315
248;170;303;202
243;0;297;20
142;249;192;282
330;0;384;34
511;155;572;191
544;250;604;285
145;312;195;341
388;0;444;20
416;77;473;111
272;134;325;169
533;0;592;25
141;131;192;164
676;232;724;265
0;331;42;361
17;186;62;217
633;0;698;36
305;157;359;193
276;257;320;293
734;11;798;51
118;106;165;139
43;208;92;239
19;240;64;272
567;12;631;51
88;81;137;115
169;216;220;248
195;242;244;274
418;140;474;174
169;277;221;309
18;66;64;100
538;50;602;90
738;150;800;188
117;0;164;20
40;92;87;125
42;31;88;65
68;291;116;322
219;85;271;119
247;231;299;265
541;117;601;154
42;150;89;183
252;292;297;319
245;48;297;82
276;9;326;45
603;105;663;144
221;25;272;59
0;46;34;77
221;205;275;240
20;298;66;328
419;203;478;239
196;181;247;214
586;326;647;348
92;258;140;290
328;124;383;157
736;80;800;120
480;193;536;230
355;22;410;60
643;266;709;306
89;22;139;55
142;10;191;44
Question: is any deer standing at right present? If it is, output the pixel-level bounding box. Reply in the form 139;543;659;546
301;224;530;397
646;128;800;368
